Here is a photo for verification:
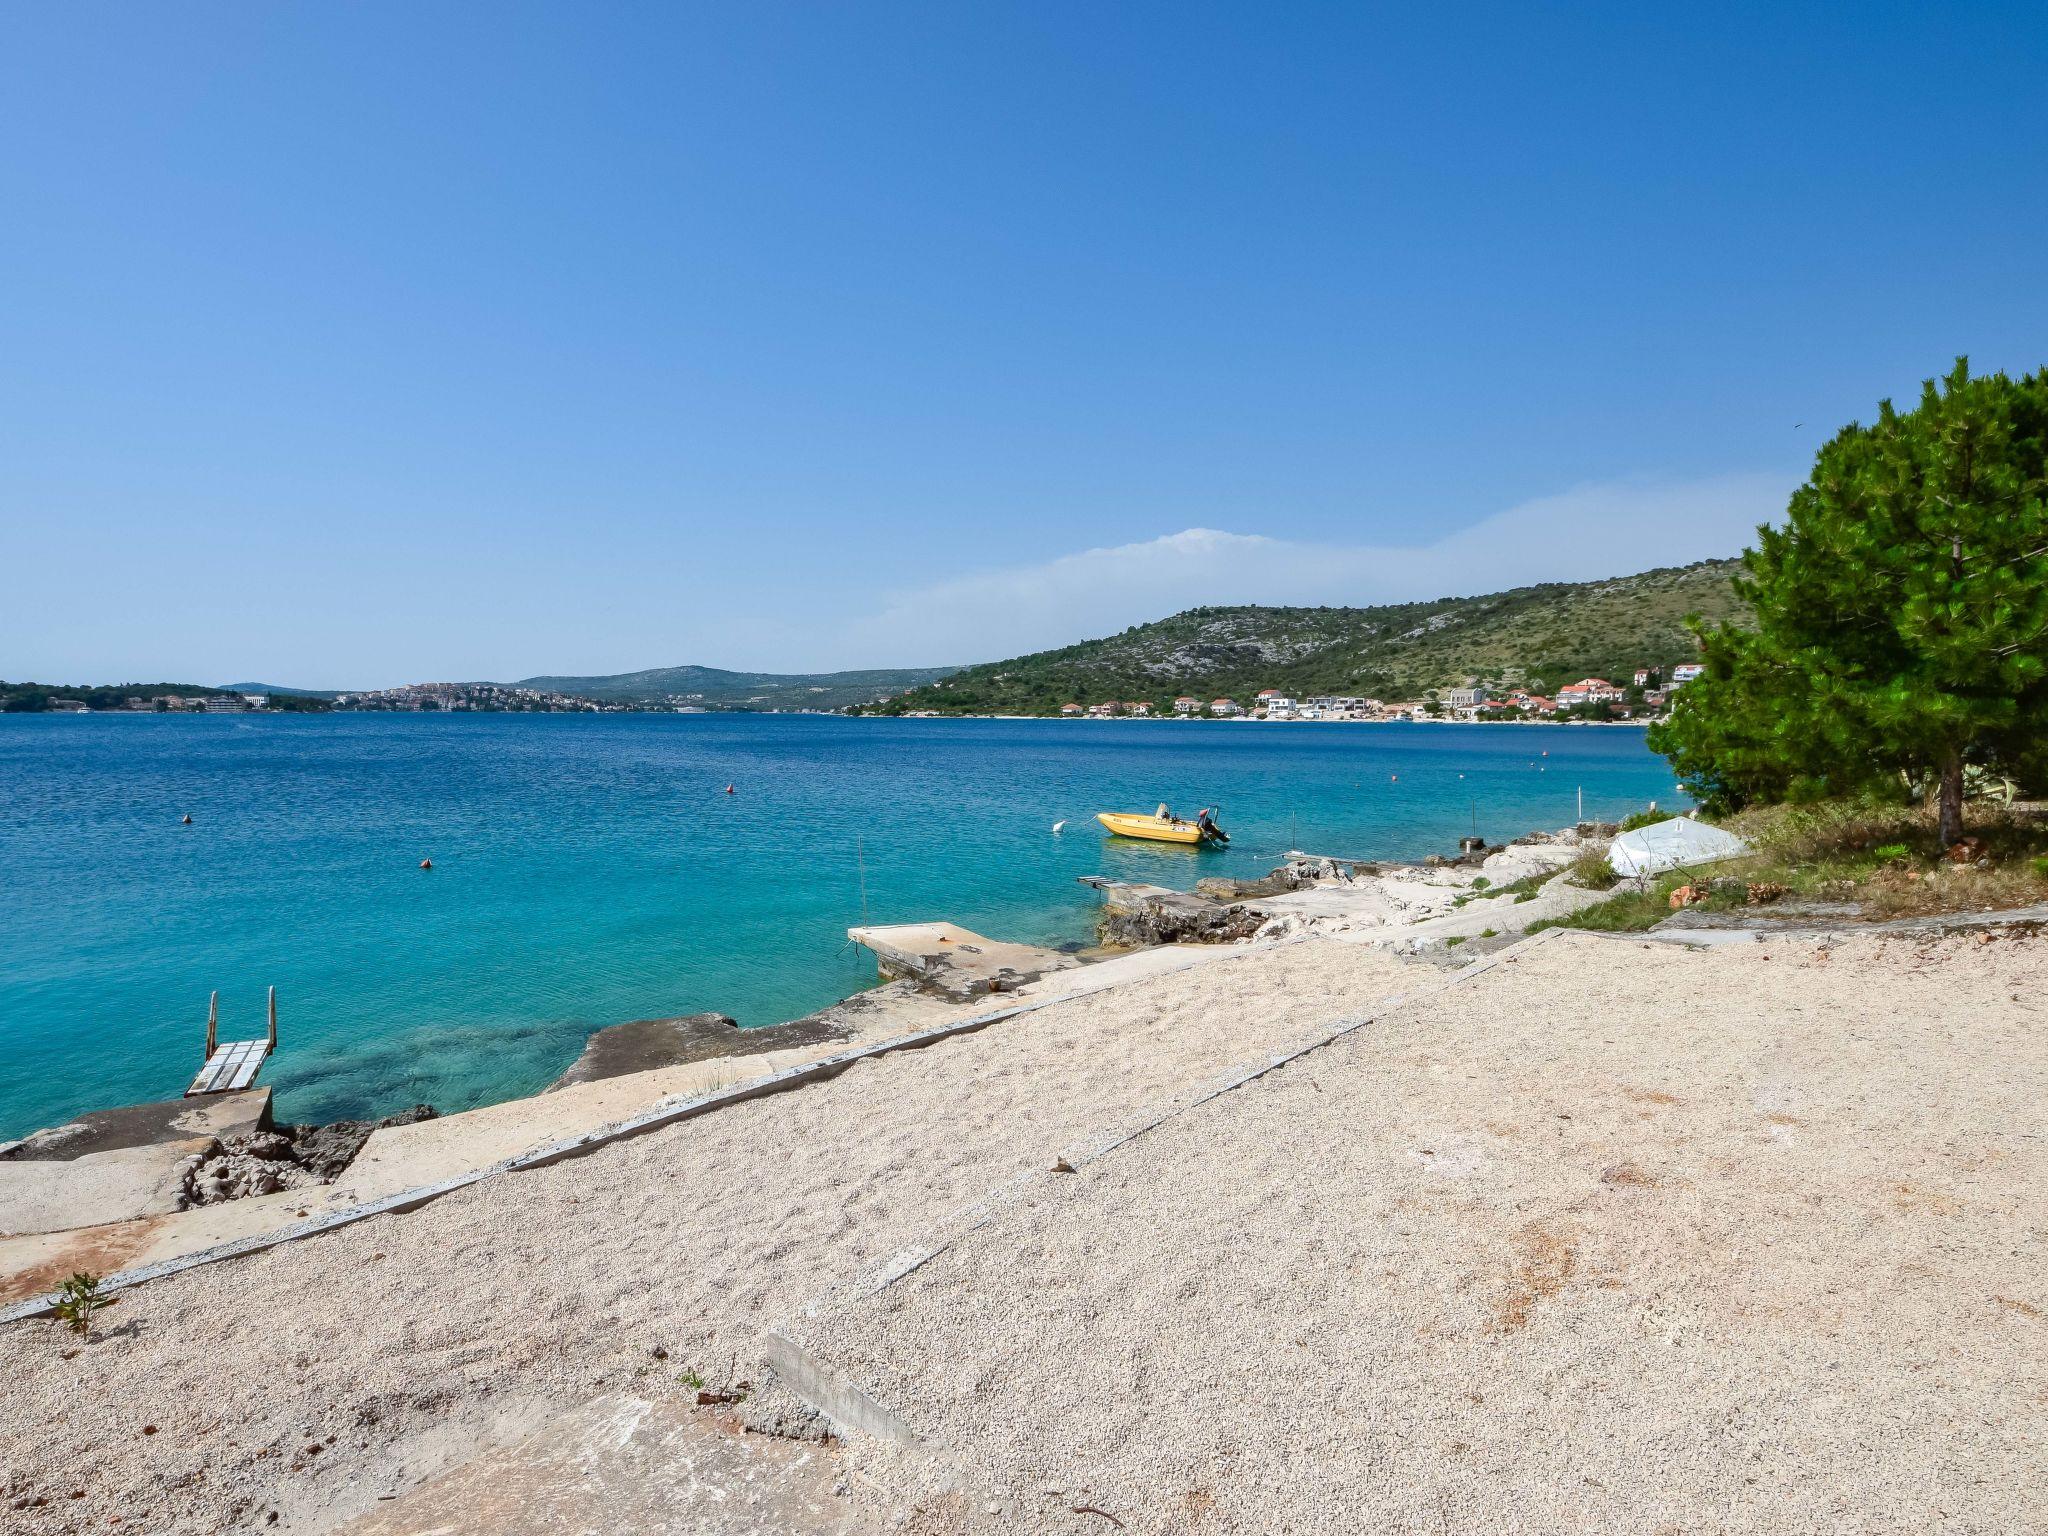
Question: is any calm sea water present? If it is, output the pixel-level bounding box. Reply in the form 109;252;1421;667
0;714;1684;1138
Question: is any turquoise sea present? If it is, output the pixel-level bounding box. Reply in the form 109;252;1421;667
0;714;1685;1139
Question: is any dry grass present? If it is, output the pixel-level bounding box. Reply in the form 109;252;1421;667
1566;845;1621;890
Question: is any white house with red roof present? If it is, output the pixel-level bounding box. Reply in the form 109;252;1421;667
1557;677;1626;706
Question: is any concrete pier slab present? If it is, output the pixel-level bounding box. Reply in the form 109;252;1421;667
0;1089;269;1162
0;1091;272;1239
0;1138;213;1237
847;922;1079;1001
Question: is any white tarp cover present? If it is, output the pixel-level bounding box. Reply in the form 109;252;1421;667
1606;817;1751;878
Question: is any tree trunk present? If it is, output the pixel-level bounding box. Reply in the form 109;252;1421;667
1937;751;1965;849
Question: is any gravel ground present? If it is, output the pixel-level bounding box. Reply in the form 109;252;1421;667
800;927;2048;1534
0;940;1428;1534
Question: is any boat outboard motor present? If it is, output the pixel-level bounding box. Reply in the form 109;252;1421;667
1196;807;1228;843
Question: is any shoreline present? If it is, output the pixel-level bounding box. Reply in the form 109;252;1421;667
0;812;1612;1246
11;707;1658;724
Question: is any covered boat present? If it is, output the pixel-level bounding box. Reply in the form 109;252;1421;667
1095;805;1228;845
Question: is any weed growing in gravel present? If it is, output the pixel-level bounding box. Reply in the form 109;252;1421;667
54;1273;107;1339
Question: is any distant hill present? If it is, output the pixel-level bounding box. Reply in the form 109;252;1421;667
862;559;1747;715
514;663;958;711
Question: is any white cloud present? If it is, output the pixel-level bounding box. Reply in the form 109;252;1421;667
838;472;1789;664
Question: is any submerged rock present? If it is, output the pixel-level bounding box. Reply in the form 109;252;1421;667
548;1012;855;1091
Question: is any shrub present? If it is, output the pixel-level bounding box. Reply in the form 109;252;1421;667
1567;846;1620;890
1620;808;1675;832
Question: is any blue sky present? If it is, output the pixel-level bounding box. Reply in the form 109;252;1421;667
4;3;2045;686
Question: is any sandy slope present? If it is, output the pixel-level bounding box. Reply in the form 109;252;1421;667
806;928;2048;1534
0;940;1426;1534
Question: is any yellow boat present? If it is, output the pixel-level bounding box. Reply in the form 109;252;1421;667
1095;807;1228;845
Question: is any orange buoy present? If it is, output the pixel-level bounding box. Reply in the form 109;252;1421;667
724;784;735;795
419;859;433;870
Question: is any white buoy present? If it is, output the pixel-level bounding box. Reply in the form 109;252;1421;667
1051;819;1067;833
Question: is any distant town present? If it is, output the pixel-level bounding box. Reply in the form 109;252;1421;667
1;682;637;714
331;682;630;712
899;664;1706;723
2;679;841;715
8;667;1709;720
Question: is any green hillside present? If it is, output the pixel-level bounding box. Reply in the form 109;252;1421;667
861;559;1746;715
515;663;956;711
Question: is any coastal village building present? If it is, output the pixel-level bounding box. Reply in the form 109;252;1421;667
1671;663;1704;684
1209;698;1242;716
1087;702;1117;717
1303;695;1380;715
1445;687;1489;710
1128;701;1154;717
1557;677;1625;706
1060;703;1084;716
1173;696;1201;715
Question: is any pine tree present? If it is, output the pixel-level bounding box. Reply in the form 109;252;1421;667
1651;360;2048;844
